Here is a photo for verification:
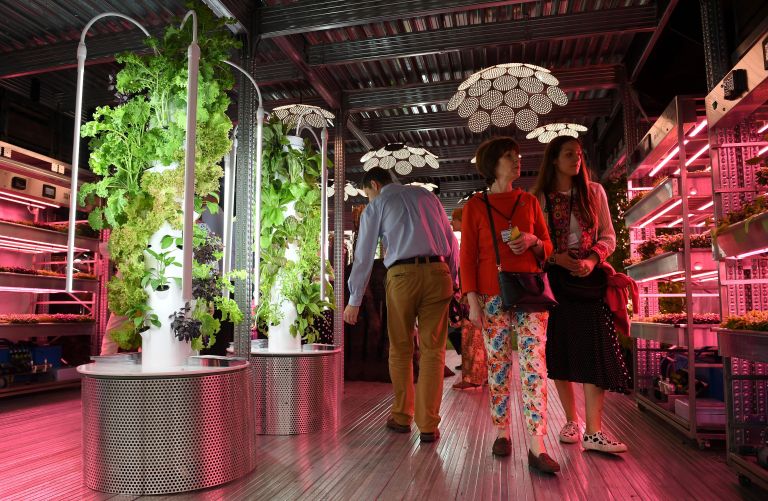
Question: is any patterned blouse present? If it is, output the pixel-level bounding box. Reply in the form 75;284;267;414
539;182;615;263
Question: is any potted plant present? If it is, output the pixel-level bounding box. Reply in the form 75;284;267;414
78;2;243;364
254;118;334;351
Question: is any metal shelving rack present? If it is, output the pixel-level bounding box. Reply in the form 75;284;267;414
707;32;768;489
0;141;106;396
626;96;724;447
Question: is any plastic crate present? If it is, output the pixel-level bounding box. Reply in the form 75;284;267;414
31;345;62;368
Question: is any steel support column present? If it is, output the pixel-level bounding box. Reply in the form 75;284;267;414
622;68;640;166
699;0;730;91
232;58;255;358
334;111;346;383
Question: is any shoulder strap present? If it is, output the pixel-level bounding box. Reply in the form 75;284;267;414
483;191;521;271
483;193;502;271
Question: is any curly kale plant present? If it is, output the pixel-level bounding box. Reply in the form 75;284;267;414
79;2;241;349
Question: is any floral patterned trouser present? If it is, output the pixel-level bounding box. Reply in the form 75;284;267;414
481;295;549;436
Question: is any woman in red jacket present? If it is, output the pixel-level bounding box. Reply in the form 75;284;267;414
461;137;559;473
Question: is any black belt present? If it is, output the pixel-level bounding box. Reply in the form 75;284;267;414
390;255;446;268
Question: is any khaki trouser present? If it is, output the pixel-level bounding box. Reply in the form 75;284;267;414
385;261;453;432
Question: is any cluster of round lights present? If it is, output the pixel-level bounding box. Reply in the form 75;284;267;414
272;104;335;129
447;63;568;133
360;143;439;175
525;123;588;143
327;182;364;200
407;182;437;192
327;181;437;199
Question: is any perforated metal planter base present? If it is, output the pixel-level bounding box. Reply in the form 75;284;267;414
251;349;342;435
80;364;255;495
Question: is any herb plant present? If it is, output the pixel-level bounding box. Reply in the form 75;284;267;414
254;118;335;343
169;224;244;350
141;248;181;291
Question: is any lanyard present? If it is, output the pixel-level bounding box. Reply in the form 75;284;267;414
485;190;522;229
483;191;522;271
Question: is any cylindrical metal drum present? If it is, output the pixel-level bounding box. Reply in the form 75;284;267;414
79;362;255;495
250;348;342;435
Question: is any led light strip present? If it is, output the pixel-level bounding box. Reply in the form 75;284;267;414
0;236;87;253
648;146;680;177
0;244;40;254
0;190;60;208
0;286;88;294
635;270;685;283
649;140;691;177
731;246;768;259
671;270;718;282
666;217;683;228
638;199;682;228
0;194;47;210
667;212;704;228
688;120;707;137
0;238;68;251
674;144;711;174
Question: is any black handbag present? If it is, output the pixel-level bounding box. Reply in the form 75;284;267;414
543;194;607;301
483;193;558;313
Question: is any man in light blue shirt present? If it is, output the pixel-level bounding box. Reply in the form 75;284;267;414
344;167;458;443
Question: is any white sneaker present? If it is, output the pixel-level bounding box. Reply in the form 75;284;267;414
559;421;581;444
582;431;628;453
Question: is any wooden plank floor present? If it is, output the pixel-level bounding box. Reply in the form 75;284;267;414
0;352;764;500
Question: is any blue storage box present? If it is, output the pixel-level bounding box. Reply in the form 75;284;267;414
32;345;62;368
673;354;724;401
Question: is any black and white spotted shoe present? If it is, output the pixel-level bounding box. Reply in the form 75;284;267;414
582;431;628;453
559;421;581;444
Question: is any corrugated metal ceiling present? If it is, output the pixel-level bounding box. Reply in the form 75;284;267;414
0;0;663;214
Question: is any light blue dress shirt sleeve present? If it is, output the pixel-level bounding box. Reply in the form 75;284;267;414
347;200;382;307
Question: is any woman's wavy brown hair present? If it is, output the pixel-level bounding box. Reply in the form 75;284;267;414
474;137;520;187
532;136;595;229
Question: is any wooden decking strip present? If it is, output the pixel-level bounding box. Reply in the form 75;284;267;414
0;351;763;500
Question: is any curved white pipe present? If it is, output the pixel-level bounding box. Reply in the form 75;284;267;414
223;61;263;105
319;127;328;302
180;10;199;302
295;117;329;302
66;13;153;293
223;61;265;308
254;108;264;306
180;11;198;43
222;126;237;277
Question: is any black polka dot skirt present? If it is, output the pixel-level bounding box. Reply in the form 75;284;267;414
545;298;630;394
